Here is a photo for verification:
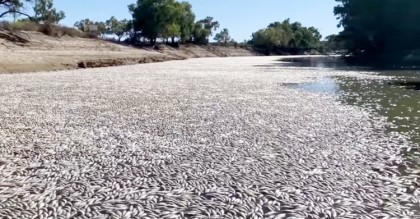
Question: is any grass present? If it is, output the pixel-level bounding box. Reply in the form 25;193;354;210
0;20;94;38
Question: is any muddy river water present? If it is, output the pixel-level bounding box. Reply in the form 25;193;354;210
282;56;420;171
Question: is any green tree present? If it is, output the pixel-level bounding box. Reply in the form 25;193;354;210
95;21;106;37
177;2;195;42
192;16;220;44
251;19;322;54
0;0;33;19
323;34;345;52
214;28;231;45
192;22;210;44
163;22;180;43
74;18;92;31
106;16;129;41
334;0;420;65
251;27;285;53
128;0;195;44
161;0;181;43
74;19;106;38
33;0;64;24
129;0;173;44
197;16;219;36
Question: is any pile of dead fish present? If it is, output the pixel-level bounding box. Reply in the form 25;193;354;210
0;57;418;218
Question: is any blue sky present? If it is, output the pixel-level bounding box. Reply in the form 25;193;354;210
25;0;342;41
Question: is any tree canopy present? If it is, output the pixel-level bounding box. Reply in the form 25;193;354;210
0;0;33;19
192;16;219;44
33;0;65;24
74;18;107;37
214;28;231;45
129;0;196;44
334;0;420;66
250;19;322;54
106;16;130;41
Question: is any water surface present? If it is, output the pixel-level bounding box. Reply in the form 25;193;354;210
280;57;420;170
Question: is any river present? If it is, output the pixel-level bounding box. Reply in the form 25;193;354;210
281;56;420;173
0;56;419;218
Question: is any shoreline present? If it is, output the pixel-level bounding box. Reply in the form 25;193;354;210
0;31;257;74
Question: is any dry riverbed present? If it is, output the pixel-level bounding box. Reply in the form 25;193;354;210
0;57;419;218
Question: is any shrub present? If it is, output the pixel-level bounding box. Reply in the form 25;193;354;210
0;20;40;31
38;24;57;36
55;25;86;38
0;20;88;38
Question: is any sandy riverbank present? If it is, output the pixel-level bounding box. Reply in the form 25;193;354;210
0;31;256;73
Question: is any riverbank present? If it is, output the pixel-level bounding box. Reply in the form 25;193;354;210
0;31;257;73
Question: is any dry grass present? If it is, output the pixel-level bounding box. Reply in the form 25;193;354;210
0;20;90;38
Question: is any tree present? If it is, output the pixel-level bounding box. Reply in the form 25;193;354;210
74;19;106;38
177;2;195;42
128;0;195;44
192;16;220;44
33;0;64;24
161;0;181;43
197;16;219;36
106;16;129;41
214;28;231;45
251;27;284;53
94;21;106;37
192;22;210;44
0;0;33;19
163;22;180;43
129;0;173;44
74;18;92;31
334;0;420;65
323;34;345;52
250;19;322;54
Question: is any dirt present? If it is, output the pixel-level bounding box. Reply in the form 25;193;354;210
0;31;257;73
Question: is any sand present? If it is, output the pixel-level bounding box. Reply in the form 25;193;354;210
0;31;255;73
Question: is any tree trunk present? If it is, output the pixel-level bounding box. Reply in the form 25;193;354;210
171;37;175;44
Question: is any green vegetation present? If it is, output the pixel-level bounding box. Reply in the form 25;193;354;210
1;0;323;52
0;0;85;38
0;0;33;19
334;0;420;66
33;0;64;24
214;28;231;45
128;0;197;44
0;19;85;37
105;17;130;41
127;1;223;45
250;19;322;55
192;16;219;44
322;34;346;53
3;0;420;61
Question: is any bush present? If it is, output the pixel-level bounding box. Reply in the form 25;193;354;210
58;26;85;37
0;20;40;31
0;20;89;38
40;24;86;38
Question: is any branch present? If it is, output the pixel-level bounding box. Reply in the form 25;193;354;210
0;10;34;21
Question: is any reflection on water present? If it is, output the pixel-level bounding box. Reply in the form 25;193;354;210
391;81;420;91
280;57;420;171
280;57;349;69
287;77;340;94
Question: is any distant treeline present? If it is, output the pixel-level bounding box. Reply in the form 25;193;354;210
249;19;323;55
2;0;417;64
0;0;325;53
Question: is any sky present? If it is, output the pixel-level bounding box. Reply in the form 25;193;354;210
22;0;342;41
